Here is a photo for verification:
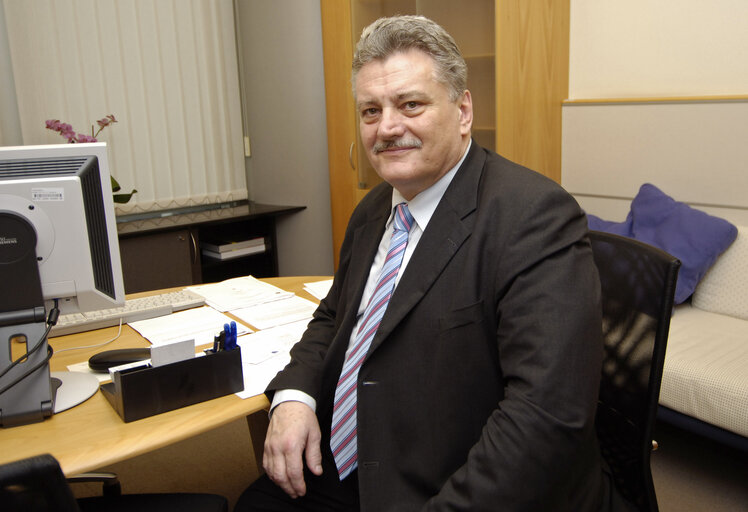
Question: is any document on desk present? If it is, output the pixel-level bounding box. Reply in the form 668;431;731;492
186;275;293;312
304;278;333;300
236;320;308;399
128;306;252;346
231;295;317;330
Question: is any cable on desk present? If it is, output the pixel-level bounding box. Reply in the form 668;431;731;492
0;346;54;396
54;318;124;354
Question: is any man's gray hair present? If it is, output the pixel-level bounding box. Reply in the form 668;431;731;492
352;15;467;102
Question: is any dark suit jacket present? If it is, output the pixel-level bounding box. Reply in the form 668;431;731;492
268;142;618;511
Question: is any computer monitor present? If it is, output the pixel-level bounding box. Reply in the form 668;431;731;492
0;142;125;427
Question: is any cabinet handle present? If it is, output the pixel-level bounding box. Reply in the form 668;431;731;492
351;141;368;189
190;231;198;264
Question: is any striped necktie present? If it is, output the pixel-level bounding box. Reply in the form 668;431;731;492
330;202;415;480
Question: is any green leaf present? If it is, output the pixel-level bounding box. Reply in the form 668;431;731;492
113;189;137;204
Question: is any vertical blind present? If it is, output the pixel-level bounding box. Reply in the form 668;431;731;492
2;0;247;214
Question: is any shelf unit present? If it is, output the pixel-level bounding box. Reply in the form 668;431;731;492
117;202;304;294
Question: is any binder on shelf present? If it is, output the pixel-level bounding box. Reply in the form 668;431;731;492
201;243;266;261
100;348;243;423
201;236;265;253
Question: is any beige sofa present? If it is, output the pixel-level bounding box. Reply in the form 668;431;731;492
658;225;748;448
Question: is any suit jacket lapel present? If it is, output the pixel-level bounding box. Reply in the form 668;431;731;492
368;142;485;353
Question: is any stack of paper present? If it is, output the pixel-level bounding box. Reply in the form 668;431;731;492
201;236;266;261
128;306;252;346
123;275;323;401
236;320;309;398
187;276;293;312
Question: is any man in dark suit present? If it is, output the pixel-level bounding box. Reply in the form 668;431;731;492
236;15;629;512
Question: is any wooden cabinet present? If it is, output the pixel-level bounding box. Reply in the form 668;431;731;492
119;228;200;294
117;203;304;293
320;0;569;267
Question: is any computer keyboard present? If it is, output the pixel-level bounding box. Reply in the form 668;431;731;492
50;289;207;337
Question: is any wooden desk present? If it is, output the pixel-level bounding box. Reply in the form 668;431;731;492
0;276;325;476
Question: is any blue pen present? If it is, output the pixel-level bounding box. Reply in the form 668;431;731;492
222;323;230;350
224;321;238;350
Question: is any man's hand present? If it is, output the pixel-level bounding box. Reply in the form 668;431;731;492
263;400;323;498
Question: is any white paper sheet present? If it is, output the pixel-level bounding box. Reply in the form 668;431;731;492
186;275;293;312
304;279;333;300
128;306;251;346
231;295;317;330
236;320;309;399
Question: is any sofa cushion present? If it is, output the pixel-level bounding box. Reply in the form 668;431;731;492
587;183;738;304
692;226;748;320
661;304;748;437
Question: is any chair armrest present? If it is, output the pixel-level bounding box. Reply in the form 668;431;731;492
67;472;121;497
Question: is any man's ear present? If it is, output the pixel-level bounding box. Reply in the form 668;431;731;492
458;90;473;135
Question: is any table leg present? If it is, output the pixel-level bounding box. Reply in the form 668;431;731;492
246;409;270;476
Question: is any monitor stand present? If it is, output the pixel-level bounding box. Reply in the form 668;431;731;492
51;371;100;413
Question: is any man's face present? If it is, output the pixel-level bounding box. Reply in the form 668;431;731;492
355;49;472;200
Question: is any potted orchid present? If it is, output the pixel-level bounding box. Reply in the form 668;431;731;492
45;115;137;204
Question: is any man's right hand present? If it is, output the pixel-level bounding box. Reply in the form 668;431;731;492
262;400;324;499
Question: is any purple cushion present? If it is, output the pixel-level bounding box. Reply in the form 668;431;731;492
587;214;632;237
587;184;738;304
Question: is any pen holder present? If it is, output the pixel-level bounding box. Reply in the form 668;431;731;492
100;347;243;423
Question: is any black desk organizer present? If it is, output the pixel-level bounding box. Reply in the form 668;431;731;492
100;348;243;423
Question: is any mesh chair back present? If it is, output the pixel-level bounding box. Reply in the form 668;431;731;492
589;231;680;512
0;454;80;512
0;453;229;512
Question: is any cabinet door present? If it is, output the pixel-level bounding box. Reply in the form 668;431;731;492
321;0;359;269
119;229;199;293
495;0;569;185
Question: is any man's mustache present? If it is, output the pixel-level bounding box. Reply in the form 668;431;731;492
373;138;423;154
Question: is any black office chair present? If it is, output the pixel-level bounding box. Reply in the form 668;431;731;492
0;453;229;512
589;231;681;512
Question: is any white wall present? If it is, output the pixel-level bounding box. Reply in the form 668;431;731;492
569;0;748;99
562;99;748;226
564;1;748;225
236;0;334;277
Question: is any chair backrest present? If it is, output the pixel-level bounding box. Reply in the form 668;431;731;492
588;231;681;512
0;454;80;512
